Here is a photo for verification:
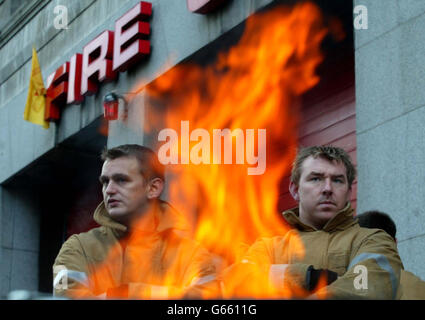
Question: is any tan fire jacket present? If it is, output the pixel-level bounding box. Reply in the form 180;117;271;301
53;200;218;299
223;203;403;299
400;270;425;300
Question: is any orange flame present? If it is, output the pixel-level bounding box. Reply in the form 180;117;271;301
72;2;331;299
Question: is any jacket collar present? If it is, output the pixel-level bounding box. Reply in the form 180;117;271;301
93;200;189;238
282;202;357;232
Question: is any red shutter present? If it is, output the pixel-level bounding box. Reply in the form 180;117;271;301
278;85;357;212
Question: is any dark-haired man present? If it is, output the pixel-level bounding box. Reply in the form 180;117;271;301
53;144;218;299
357;210;397;241
222;146;403;299
358;210;425;299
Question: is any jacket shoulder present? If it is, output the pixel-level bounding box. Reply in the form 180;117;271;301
75;225;110;242
54;233;88;272
354;225;397;245
335;223;395;246
57;226;117;265
77;226;118;254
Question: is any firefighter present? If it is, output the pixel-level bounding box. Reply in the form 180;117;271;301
221;146;403;299
358;210;425;299
53;144;218;299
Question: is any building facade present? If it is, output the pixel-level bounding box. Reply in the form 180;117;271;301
355;0;425;282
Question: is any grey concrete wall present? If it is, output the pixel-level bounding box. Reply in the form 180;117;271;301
0;0;275;295
355;0;425;280
0;187;40;298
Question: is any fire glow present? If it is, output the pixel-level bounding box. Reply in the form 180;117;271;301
73;2;333;299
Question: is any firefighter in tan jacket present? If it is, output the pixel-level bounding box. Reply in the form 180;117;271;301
53;144;218;299
221;146;403;299
357;210;425;300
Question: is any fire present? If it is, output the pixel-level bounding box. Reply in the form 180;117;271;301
76;2;331;299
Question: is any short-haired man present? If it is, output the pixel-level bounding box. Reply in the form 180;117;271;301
222;146;403;299
53;144;217;299
358;210;425;299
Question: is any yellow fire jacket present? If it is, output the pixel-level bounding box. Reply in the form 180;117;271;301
223;203;403;299
53;200;218;299
400;270;425;300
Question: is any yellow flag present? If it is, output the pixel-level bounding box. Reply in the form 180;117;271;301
24;47;49;129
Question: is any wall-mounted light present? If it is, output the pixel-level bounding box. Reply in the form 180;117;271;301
103;92;128;120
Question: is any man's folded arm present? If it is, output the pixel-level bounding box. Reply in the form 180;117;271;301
315;230;403;299
53;235;93;298
220;238;339;297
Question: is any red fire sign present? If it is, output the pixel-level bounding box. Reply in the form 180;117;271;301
45;1;152;121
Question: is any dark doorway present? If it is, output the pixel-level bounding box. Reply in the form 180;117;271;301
4;117;107;294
